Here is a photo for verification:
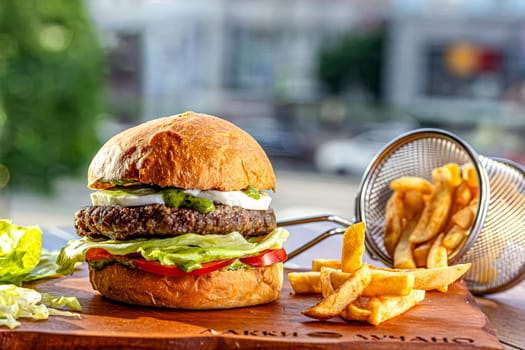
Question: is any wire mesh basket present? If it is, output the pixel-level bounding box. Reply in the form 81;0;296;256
281;129;525;295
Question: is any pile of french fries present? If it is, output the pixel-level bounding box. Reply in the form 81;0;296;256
385;163;479;275
289;222;471;325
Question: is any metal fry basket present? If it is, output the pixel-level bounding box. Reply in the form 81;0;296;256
281;129;525;295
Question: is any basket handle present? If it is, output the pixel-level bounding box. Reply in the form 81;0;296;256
277;215;354;260
277;214;353;228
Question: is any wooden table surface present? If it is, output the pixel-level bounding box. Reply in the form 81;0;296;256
0;266;506;350
31;226;525;350
475;280;525;350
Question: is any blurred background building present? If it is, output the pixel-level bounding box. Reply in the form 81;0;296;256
89;0;525;165
1;0;524;226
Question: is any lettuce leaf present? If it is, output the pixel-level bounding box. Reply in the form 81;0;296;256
41;292;82;312
0;220;82;329
0;219;43;285
57;227;290;274
0;284;81;329
24;250;61;282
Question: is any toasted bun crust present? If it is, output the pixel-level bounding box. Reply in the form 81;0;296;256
88;111;275;191
89;263;284;309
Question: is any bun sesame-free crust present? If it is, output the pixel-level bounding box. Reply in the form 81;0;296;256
87;112;275;191
89;263;284;309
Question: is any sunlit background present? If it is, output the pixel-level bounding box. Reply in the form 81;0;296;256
1;0;524;231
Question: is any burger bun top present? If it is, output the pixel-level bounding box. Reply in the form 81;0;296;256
87;111;275;191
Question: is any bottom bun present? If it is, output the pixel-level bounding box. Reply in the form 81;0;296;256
89;263;284;309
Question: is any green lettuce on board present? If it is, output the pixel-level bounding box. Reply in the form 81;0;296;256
0;284;81;329
0;219;42;285
0;219;82;328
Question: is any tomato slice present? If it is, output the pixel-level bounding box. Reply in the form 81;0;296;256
131;257;235;277
239;248;287;267
86;248;113;261
85;247;287;277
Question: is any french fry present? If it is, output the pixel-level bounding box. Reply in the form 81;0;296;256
462;164;479;200
440;179;476;255
288;271;322;294
413;241;432;267
366;289;426;326
442;224;468;252
404;190;425;220
320;267;336;298
384;191;405;256
390;176;433;194
340;300;371;322
410;263;471;290
327;271;349;290
451;208;475;230
446;181;470;229
363;270;415;297
312;259;341;272
453;182;472;209
427;233;447;269
330;269;414;297
364;269;414;297
410;166;456;244
393;218;417;269
444;163;462;187
426;233;448;292
341;222;365;273
451;199;477;229
461;163;478;190
370;263;471;291
301;263;372;320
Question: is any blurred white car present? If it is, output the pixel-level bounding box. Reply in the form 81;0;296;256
314;126;415;176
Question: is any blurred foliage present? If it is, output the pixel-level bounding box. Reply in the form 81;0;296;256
318;31;384;100
0;0;104;192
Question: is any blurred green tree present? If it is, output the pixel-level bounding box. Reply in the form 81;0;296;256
0;0;104;192
318;30;384;100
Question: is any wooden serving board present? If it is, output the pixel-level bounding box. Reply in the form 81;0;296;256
1;266;502;350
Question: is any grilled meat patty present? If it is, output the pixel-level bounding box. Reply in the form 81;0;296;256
75;204;277;240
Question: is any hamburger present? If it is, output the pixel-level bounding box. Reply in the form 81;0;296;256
57;111;289;309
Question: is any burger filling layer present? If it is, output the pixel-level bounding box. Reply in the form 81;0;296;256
74;204;277;240
60;183;287;279
90;185;271;211
56;227;289;276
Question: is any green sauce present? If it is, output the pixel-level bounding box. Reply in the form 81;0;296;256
225;260;250;271
162;189;215;214
243;185;261;200
88;260;108;271
101;179;140;186
98;186;215;214
102;187;158;197
88;257;139;271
